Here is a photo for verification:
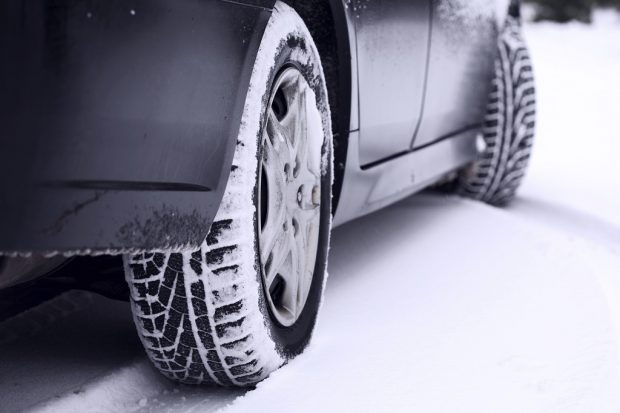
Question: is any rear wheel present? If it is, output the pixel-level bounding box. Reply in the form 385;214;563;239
124;2;333;386
456;16;536;206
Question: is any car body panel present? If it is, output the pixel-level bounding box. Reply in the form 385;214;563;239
0;0;270;252
412;0;498;149
333;0;502;226
0;0;518;254
333;129;478;227
354;0;432;167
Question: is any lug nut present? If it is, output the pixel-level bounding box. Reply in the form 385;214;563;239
297;188;303;205
312;185;320;206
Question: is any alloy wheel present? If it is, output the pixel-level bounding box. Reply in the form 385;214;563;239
258;67;323;327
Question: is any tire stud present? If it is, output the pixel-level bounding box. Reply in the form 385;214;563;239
297;187;303;206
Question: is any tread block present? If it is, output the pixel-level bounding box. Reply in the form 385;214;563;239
216;317;246;339
457;16;535;206
196;315;213;333
214;300;245;323
207;220;234;246
206;246;237;266
230;359;258;376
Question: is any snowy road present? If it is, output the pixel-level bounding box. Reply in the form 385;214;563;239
2;12;620;413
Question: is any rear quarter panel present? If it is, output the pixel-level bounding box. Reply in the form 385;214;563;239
0;0;271;253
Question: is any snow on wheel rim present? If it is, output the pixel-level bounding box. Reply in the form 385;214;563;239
258;67;323;327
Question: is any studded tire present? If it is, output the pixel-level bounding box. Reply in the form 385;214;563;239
124;2;333;387
456;16;536;206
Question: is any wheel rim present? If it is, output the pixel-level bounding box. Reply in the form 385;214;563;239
258;67;323;327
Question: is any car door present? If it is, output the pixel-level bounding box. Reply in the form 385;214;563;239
354;0;431;167
412;0;498;148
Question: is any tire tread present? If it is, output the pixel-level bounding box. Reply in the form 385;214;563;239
458;17;537;206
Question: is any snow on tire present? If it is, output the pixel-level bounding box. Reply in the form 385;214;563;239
124;2;333;387
458;16;536;206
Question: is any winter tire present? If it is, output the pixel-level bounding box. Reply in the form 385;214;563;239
457;16;536;206
124;2;333;387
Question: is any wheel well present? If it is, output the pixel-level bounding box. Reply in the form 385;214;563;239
284;0;351;213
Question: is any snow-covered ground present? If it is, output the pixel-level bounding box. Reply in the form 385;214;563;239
2;10;620;413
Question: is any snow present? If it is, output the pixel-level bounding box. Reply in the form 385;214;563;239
226;198;620;413
437;0;511;27
1;9;620;413
515;9;620;234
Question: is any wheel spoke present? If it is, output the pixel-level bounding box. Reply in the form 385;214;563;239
262;130;286;190
267;109;295;168
278;230;300;318
262;226;290;286
258;67;324;327
292;208;319;313
281;78;306;149
261;137;287;231
295;89;309;178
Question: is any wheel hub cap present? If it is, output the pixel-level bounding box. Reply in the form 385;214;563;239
258;67;323;327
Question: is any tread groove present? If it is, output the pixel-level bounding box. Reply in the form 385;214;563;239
457;16;536;206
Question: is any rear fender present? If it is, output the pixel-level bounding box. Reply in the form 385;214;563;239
0;0;272;254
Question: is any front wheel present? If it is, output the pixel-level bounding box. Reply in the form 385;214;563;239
124;2;333;387
456;16;536;206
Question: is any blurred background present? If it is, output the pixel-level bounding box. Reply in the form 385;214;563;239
526;0;620;22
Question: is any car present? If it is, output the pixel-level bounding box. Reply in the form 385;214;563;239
0;0;536;386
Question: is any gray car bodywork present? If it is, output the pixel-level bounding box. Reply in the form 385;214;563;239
0;0;520;254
